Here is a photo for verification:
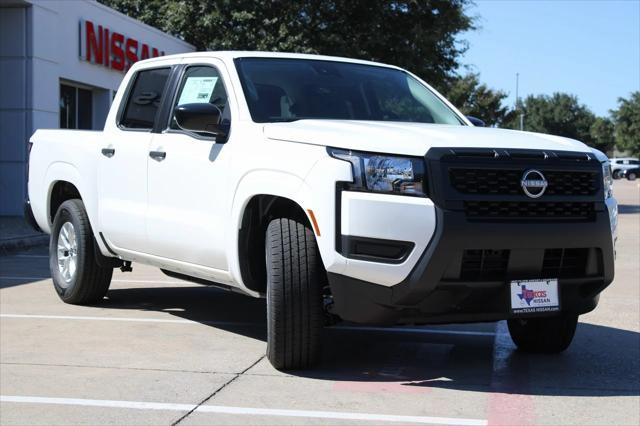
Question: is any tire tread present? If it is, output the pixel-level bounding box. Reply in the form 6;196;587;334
266;218;322;370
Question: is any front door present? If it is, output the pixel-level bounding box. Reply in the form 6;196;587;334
145;63;233;271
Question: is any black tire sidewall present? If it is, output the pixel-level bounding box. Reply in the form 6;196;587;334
628;173;637;181
49;200;90;301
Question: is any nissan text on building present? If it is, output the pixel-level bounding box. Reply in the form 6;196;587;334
0;0;194;216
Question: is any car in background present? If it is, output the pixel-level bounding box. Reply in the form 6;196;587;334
620;167;639;181
610;157;640;179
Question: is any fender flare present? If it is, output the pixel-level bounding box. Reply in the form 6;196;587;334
40;162;84;233
228;170;313;290
43;162;105;254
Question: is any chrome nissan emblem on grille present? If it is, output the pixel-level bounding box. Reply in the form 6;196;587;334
521;169;548;198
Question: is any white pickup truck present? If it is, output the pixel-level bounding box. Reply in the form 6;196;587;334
26;52;617;370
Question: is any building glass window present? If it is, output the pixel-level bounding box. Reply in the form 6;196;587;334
60;83;93;129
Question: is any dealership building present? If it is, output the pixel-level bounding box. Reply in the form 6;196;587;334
0;0;194;216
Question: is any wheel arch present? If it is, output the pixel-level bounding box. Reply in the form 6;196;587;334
43;162;85;230
49;180;82;224
238;194;312;293
231;170;316;294
43;162;112;261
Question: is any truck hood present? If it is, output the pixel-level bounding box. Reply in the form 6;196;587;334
263;120;590;156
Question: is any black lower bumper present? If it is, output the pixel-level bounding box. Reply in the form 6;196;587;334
327;207;614;325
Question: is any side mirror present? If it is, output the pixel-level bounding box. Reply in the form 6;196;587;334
174;103;229;142
467;116;486;127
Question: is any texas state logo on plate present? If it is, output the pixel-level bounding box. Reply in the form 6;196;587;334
510;278;560;314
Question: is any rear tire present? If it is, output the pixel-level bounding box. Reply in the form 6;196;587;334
507;313;578;353
627;172;637;181
612;170;621;179
266;218;323;370
49;199;113;304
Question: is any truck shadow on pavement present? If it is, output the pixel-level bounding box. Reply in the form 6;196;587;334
102;284;640;398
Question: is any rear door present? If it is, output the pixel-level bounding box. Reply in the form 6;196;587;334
97;67;172;252
145;61;233;271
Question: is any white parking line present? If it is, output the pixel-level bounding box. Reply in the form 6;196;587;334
336;325;496;337
1;395;192;411
0;314;259;327
0;395;488;425
9;255;49;259
0;314;494;337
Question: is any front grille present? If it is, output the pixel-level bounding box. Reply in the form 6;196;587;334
460;249;509;281
458;248;598;281
542;248;591;278
464;201;595;221
450;169;599;196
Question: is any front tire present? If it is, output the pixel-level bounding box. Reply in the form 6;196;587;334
627;172;637;181
265;218;323;370
49;199;113;304
612;170;621;179
507;313;578;353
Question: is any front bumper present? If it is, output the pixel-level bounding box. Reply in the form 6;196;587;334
327;148;615;325
328;207;614;324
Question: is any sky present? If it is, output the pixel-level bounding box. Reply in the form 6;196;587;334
460;0;640;116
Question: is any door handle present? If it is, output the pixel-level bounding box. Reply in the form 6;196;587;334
101;148;115;158
149;150;166;161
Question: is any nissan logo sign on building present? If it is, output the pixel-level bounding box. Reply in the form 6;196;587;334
80;20;166;72
0;0;194;216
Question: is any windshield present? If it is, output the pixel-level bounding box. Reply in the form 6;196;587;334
234;58;464;125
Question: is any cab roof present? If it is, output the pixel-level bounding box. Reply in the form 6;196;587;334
135;50;402;71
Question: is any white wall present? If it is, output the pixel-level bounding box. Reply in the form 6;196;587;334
0;0;195;215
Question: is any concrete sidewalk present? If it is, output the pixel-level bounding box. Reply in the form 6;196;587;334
0;216;48;255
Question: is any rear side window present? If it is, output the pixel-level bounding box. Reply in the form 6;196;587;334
120;67;171;129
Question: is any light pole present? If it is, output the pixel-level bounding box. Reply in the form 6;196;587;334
515;73;524;131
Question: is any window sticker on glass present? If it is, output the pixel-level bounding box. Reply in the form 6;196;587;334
178;77;218;105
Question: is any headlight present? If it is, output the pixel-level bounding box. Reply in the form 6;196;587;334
602;162;613;199
329;148;426;196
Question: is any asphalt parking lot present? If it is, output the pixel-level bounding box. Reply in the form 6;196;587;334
1;180;638;426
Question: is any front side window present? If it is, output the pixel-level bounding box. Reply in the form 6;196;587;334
234;58;463;125
169;65;229;131
120;67;171;129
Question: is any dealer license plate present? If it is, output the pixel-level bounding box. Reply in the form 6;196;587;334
510;279;560;314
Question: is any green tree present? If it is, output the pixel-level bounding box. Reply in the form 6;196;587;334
611;92;640;156
99;0;474;89
505;93;598;146
589;117;615;154
445;73;514;127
